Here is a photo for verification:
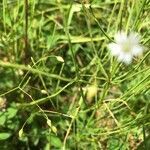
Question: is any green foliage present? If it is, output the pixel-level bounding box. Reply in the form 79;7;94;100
0;133;11;140
0;0;149;149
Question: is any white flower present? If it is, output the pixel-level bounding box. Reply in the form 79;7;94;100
108;31;143;64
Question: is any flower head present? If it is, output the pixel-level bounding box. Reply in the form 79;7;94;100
108;31;143;64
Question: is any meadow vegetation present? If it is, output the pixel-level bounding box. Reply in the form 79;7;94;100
0;0;149;149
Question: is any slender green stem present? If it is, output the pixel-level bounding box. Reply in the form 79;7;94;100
0;61;72;82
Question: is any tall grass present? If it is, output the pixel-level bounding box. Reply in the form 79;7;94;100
0;0;149;149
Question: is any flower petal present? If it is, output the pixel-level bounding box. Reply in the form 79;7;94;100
115;31;127;44
117;52;132;64
131;45;143;56
108;43;121;56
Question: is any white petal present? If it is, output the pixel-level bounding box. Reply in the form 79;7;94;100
108;43;121;56
115;31;127;44
117;52;132;64
131;45;143;56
